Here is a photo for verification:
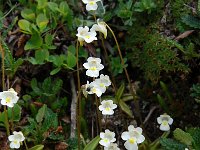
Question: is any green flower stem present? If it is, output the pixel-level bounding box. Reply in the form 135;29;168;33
95;95;102;132
4;106;10;136
11;107;14;132
100;34;116;93
24;140;29;150
76;40;82;150
149;131;170;150
106;24;144;128
0;40;10;136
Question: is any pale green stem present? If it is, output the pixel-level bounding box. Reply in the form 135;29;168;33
24;140;29;150
105;24;144;129
0;40;10;136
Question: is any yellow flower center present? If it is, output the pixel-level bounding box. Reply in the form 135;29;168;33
129;137;135;144
162;120;168;126
99;83;104;87
85;35;91;39
13;140;18;144
105;107;110;111
103;138;109;143
89;1;95;5
90;67;97;71
92;88;97;93
6;97;11;103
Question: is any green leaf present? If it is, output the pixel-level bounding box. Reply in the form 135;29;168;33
35;49;49;64
115;83;125;102
157;94;169;113
84;135;100;150
36;104;47;123
173;128;193;146
25;34;43;50
188;128;200;149
59;1;70;16
0;104;21;124
160;138;187;150
45;34;54;46
31;78;41;94
67;51;76;68
36;14;49;32
68;45;76;55
21;9;35;21
50;68;61;75
36;0;47;9
182;15;200;29
119;99;133;118
28;145;44;150
18;19;32;34
47;2;59;12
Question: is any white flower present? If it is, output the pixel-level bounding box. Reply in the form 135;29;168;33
0;88;19;107
124;137;138;150
104;143;120;150
96;74;111;88
83;57;104;77
99;129;116;147
82;0;101;11
8;131;25;149
91;19;107;38
157;114;173;131
89;81;104;97
76;26;97;46
121;125;145;150
99;100;117;115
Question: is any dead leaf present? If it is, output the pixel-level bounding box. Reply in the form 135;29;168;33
175;30;194;41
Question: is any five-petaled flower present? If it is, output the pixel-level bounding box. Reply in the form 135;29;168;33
157;114;173;131
76;26;97;46
99;129;116;147
99;100;117;115
0;88;19;107
121;125;145;150
82;0;101;11
83;57;104;77
91;19;107;38
8;131;25;149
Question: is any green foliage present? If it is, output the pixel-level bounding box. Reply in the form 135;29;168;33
0;104;21;126
110;56;128;76
127;30;189;83
188;128;200;149
160;138;187;150
23;77;67;113
160;128;200;150
173;128;193;146
84;135;100;150
114;84;134;118
1;41;23;79
182;15;200;29
24;104;63;144
190;83;200;103
28;145;44;150
134;0;157;14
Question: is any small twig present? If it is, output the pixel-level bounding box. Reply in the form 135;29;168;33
70;75;77;138
143;106;159;125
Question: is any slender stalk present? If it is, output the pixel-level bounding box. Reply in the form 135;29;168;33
76;40;81;150
94;94;102;133
24;140;29;150
0;40;5;90
106;24;144;126
100;35;116;93
4;106;10;135
0;39;10;136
